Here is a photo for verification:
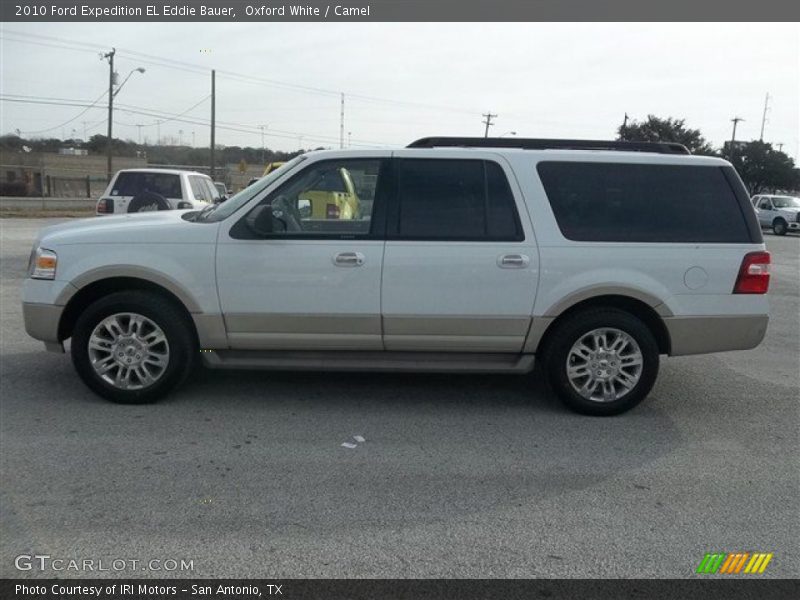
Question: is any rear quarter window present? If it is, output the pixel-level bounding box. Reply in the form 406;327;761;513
536;162;753;243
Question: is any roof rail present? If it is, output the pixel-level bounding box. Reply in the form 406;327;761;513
407;137;691;155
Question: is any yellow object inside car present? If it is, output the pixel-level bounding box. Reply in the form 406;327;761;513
298;167;360;220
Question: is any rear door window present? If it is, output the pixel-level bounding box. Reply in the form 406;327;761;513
202;178;221;202
391;159;523;241
189;176;211;202
536;162;752;243
112;172;182;199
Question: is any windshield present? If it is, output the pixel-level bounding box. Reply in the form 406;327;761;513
772;196;800;209
200;156;307;222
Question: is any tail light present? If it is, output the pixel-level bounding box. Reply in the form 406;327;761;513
96;198;114;214
733;251;770;294
326;203;340;219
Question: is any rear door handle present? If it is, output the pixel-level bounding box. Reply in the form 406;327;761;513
333;251;365;267
497;254;530;269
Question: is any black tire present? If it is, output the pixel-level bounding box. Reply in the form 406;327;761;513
772;219;788;236
71;291;197;404
541;308;660;416
128;192;170;213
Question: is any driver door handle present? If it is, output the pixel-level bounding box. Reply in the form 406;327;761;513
333;252;365;267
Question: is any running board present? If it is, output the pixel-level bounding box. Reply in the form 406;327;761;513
202;350;535;374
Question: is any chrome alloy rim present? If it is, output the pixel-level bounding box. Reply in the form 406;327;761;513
566;328;643;402
87;313;170;390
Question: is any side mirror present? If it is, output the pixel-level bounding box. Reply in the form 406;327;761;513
297;198;312;219
245;205;273;236
215;195;227;204
245;204;287;236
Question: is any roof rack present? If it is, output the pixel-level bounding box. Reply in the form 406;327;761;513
407;137;691;155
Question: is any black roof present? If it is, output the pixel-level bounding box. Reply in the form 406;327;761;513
407;137;691;155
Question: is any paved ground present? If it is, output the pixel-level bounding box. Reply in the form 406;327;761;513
1;218;798;579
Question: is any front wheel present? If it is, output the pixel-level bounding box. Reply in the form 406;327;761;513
542;308;660;416
773;219;788;236
71;291;197;404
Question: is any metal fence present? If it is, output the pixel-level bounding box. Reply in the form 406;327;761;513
48;176;108;198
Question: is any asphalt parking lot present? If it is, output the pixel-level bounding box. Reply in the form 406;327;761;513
1;218;798;579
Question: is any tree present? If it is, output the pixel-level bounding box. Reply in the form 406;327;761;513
730;141;800;195
618;115;716;156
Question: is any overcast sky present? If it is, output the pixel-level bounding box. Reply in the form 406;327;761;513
1;22;798;158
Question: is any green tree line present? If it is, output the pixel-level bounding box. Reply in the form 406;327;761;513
0;133;309;168
618;115;799;194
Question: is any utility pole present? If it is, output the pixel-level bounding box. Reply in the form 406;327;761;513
621;112;629;134
178;130;183;146
156;121;161;145
348;131;352;148
136;124;143;145
340;93;345;149
103;48;116;182
777;143;784;152
192;130;196;147
482;112;497;138
210;69;216;180
729;117;744;161
260;125;266;164
759;92;770;141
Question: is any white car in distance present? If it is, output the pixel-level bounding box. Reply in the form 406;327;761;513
95;168;220;215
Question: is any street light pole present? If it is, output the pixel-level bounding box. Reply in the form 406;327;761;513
730;117;744;162
102;49;144;181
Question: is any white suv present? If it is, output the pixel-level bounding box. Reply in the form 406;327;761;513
95;168;220;215
23;138;770;415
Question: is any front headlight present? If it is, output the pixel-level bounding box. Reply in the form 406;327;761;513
30;247;57;280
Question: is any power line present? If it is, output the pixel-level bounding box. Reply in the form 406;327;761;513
0;95;391;147
1;29;486;116
15;89;108;135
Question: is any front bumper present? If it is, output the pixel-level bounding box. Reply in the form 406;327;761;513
22;302;65;351
22;278;77;352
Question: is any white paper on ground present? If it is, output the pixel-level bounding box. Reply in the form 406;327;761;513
353;435;366;443
341;442;358;449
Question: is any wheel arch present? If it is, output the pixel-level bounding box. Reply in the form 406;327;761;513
57;275;198;343
532;294;672;357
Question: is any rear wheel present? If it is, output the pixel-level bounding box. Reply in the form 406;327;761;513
773;219;788;236
71;291;197;404
541;308;660;416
